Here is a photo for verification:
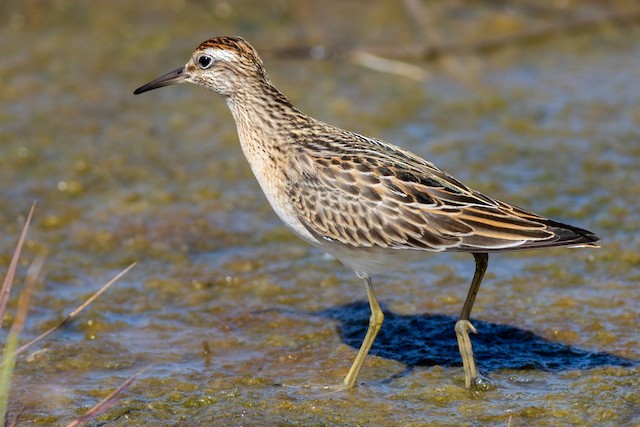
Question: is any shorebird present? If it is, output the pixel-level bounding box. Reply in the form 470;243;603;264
134;36;600;390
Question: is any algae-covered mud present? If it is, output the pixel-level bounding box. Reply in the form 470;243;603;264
1;1;638;426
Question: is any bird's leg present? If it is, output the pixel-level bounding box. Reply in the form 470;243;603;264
456;252;488;389
340;273;384;390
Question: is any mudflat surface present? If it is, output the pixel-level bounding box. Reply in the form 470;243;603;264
1;1;638;426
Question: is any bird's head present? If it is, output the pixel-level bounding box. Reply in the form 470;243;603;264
134;36;266;97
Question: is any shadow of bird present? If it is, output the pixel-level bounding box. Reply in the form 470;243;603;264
316;301;637;372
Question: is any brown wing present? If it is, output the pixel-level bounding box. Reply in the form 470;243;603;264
286;134;599;252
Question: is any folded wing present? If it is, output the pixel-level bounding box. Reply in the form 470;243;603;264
286;134;599;253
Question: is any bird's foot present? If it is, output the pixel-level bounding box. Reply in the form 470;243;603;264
455;319;479;389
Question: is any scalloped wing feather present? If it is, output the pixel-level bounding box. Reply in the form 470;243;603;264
286;130;598;253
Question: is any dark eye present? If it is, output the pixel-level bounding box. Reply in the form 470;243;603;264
198;55;213;69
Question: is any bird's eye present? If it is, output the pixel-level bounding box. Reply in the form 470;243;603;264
197;55;213;69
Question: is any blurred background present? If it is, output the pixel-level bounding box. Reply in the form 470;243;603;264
1;1;639;425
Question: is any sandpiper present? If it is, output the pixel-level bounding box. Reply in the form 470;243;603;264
134;36;600;390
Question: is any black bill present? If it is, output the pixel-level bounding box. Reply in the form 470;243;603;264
134;66;189;95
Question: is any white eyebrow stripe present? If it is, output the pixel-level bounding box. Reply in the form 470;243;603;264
206;49;238;62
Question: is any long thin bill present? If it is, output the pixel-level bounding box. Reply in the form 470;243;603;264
134;66;189;95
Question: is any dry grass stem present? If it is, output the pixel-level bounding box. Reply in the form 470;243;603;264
7;404;25;427
8;262;136;362
350;51;430;82
0;203;35;328
0;206;136;424
64;365;152;427
0;253;45;426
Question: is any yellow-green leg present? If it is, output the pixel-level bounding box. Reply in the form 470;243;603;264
455;252;488;389
341;273;384;390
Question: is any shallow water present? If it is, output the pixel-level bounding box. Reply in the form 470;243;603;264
1;1;639;426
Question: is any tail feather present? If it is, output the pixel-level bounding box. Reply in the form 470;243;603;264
460;218;601;253
541;218;601;248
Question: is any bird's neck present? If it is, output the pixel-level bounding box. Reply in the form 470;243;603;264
223;80;314;239
223;79;309;191
225;79;307;157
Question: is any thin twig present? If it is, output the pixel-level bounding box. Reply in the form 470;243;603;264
5;263;136;363
64;365;152;427
0;203;35;328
